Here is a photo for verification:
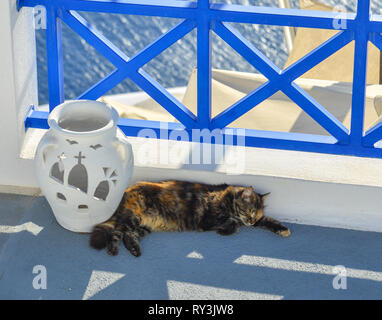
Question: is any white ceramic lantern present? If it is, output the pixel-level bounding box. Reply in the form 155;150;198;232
34;100;134;233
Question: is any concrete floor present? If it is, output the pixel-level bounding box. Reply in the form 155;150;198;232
0;193;37;255
0;194;382;300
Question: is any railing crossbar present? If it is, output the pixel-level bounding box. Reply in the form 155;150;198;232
64;13;197;127
61;10;129;67
211;21;352;141
20;0;382;159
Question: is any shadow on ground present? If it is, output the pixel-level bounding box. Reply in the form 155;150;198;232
0;196;382;300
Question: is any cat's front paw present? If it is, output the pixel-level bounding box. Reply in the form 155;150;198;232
107;244;120;256
107;231;123;256
128;245;141;257
90;226;109;250
123;233;142;257
217;220;239;236
277;228;291;237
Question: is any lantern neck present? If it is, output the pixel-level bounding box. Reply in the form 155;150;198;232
48;100;119;140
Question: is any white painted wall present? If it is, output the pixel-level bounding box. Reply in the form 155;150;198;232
127;138;382;233
132;166;382;233
0;1;38;190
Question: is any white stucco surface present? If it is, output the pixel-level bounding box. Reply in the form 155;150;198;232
0;1;38;189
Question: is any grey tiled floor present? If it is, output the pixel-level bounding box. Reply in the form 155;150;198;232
0;194;382;300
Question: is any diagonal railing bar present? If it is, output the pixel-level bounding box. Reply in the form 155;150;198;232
213;77;350;143
210;21;280;128
60;10;129;68
363;121;382;146
281;30;354;82
73;16;197;127
214;22;353;84
126;20;196;70
210;81;279;129
77;19;196;100
212;22;353;135
130;69;197;128
212;21;281;80
78;68;126;99
76;19;196;126
79;67;197;128
282;83;350;142
370;32;382;52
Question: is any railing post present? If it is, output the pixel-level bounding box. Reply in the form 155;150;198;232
350;0;370;148
46;5;64;111
196;0;212;129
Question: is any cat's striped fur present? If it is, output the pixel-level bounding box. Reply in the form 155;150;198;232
90;181;290;257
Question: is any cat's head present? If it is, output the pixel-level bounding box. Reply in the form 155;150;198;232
233;187;270;226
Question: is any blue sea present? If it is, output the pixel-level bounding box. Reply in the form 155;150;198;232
36;0;373;105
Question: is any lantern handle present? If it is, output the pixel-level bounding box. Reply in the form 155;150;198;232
35;133;59;170
114;138;134;185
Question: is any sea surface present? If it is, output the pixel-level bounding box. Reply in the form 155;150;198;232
36;0;374;105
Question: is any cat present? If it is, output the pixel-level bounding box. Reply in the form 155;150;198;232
90;180;290;257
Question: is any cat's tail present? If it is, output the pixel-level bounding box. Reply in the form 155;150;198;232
90;218;117;250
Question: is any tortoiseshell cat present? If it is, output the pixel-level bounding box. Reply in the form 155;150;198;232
90;181;290;257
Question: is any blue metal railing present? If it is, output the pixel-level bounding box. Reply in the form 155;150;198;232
19;0;382;158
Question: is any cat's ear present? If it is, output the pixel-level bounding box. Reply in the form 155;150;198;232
241;188;253;202
260;192;271;200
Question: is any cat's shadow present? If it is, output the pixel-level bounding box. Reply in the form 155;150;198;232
2;196;382;300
